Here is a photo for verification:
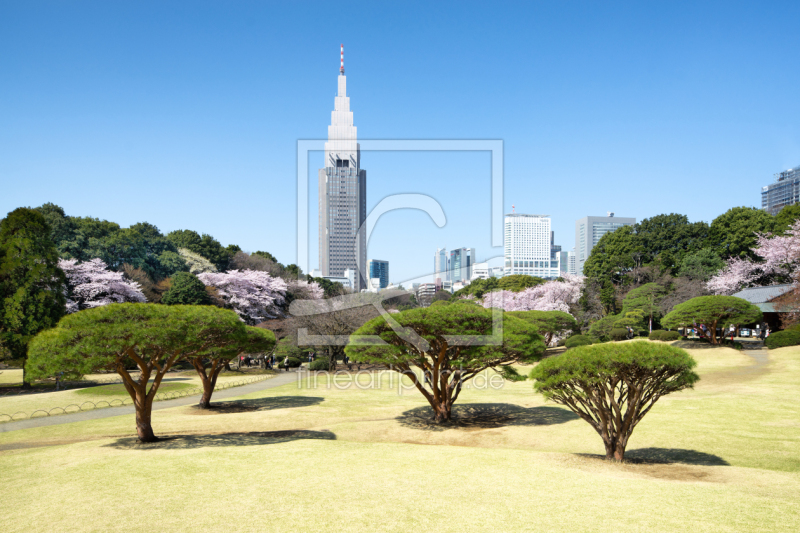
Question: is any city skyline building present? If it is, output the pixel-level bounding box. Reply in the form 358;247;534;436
504;213;561;279
449;247;475;282
762;165;800;215
575;213;635;274
434;247;448;282
368;259;389;289
318;45;367;291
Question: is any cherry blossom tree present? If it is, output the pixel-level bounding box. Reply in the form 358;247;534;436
197;270;288;324
286;279;324;301
707;220;800;295
59;258;146;313
482;274;584;313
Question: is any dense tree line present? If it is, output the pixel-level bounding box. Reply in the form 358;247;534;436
579;207;800;334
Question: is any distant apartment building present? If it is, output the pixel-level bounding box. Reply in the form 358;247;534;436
762;165;800;215
504;213;560;279
415;283;437;307
575;213;635;275
470;262;490;280
368;259;389;289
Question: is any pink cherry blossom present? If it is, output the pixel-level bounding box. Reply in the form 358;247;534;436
482;274;584;313
707;219;800;295
197;269;288;324
59;258;146;313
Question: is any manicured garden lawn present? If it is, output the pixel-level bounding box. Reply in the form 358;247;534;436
1;344;798;532
0;369;276;418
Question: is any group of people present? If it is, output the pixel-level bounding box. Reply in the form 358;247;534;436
685;322;771;341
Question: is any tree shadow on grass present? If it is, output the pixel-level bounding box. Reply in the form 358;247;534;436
577;448;730;466
186;396;325;415
623;448;730;466
397;403;578;431
102;430;336;450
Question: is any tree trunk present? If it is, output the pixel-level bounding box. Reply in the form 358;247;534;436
20;357;32;390
135;402;157;442
709;320;718;345
192;359;222;409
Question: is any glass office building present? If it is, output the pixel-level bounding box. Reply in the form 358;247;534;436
575;213;635;275
368;260;389;289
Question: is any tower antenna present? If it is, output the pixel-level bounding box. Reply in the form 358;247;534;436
340;44;344;74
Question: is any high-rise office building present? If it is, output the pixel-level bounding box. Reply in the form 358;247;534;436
575;213;635;274
449;247;475;282
319;45;367;291
434;247;448;281
762;165;800;215
504;214;560;279
368;259;389;289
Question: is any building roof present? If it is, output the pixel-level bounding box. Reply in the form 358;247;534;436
732;284;794;312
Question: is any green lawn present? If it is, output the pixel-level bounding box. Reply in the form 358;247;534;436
74;382;196;396
1;344;798;532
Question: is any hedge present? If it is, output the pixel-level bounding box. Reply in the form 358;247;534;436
610;328;629;341
308;358;330;371
565;335;594;349
649;330;680;341
279;357;302;369
765;330;800;349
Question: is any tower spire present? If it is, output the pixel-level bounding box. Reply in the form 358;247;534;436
340;44;344;74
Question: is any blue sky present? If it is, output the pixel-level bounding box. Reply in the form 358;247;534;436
2;1;799;285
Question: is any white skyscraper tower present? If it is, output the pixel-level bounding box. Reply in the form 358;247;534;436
319;45;367;290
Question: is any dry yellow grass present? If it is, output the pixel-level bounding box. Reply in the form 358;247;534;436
1;344;798;532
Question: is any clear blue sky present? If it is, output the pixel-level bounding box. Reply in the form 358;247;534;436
2;1;799;285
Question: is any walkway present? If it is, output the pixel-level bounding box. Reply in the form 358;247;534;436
0;371;299;433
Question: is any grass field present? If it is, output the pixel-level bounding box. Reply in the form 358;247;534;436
0;369;277;418
1;343;798;532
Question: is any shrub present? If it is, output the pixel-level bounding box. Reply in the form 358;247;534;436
279;357;302;369
565;335;593;349
765;330;800;349
648;330;665;340
610;328;629;341
308;358;330;371
661;331;680;341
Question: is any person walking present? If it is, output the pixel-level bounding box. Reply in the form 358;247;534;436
729;324;736;342
283;356;289;371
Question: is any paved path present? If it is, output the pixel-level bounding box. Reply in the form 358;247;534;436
0;371;299;433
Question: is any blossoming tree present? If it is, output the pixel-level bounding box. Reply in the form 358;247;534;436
707;220;800;295
59;258;146;313
482;274;583;313
197;269;289;324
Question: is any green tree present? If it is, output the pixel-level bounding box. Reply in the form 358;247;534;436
622;283;666;332
345;301;546;423
588;313;619;341
33;203;79;257
634;214;709;268
167;230;232;271
284;264;304;278
678;248;725;281
253;250;279;263
507;310;578;346
0;208;67;386
186;322;275;408
161;272;211;305
452;276;500;299
775;204;800;234
661;295;763;344
582;225;641;284
308;275;346;297
530;341;698;461
708;207;776;259
498;274;546;292
27;304;257;441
